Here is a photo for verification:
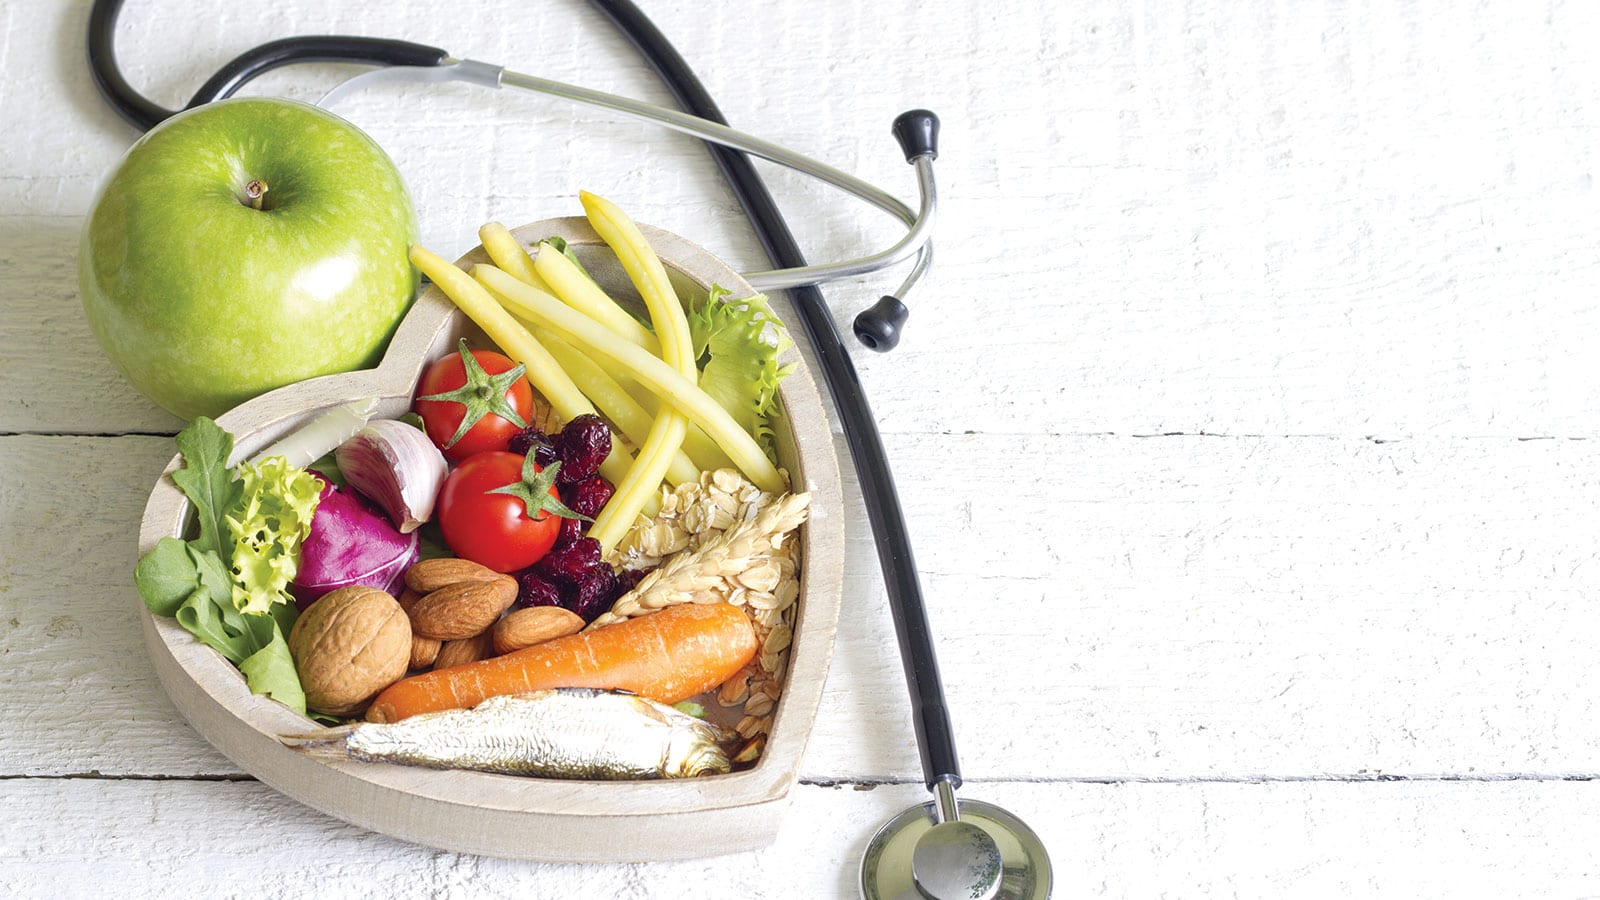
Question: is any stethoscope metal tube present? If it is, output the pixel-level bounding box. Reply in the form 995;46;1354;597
319;60;939;300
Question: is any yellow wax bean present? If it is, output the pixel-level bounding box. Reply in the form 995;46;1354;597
588;408;687;552
478;222;551;292
579;191;693;374
538;330;701;486
473;264;785;494
624;383;739;473
572;194;697;552
484;229;710;482
535;242;660;354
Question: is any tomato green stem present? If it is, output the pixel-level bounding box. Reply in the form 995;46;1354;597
417;338;530;449
486;456;590;523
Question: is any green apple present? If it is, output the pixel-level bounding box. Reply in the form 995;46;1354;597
79;97;419;420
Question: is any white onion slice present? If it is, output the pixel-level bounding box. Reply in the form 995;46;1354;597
249;399;378;468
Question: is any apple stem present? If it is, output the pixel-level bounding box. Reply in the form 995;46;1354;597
244;179;268;210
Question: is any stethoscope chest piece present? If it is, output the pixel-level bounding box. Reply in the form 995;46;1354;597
861;797;1053;900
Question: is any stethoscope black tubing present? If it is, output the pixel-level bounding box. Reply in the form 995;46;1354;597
88;0;447;132
585;0;963;790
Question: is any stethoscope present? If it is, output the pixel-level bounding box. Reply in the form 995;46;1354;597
87;0;1051;896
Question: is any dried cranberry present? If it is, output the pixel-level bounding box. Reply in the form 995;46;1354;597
508;426;556;467
554;414;610;483
618;567;646;591
554;515;586;548
534;536;601;584
514;571;562;609
567;565;619;623
562;475;613;519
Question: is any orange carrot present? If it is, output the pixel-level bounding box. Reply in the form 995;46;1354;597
365;603;758;723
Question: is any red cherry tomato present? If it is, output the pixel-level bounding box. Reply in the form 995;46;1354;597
414;339;534;462
436;451;564;572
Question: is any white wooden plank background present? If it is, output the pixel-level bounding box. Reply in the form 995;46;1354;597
4;0;1600;896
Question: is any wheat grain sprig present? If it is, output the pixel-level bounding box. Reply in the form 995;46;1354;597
587;492;809;629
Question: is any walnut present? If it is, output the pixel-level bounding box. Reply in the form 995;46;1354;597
288;585;412;717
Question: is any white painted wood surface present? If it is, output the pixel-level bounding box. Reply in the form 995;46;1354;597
3;0;1598;896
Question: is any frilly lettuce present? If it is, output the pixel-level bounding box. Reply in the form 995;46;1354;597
688;286;795;462
225;456;321;614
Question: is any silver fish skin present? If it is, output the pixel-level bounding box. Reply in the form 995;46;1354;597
282;688;730;779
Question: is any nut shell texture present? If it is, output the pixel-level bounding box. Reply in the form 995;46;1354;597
288;585;412;716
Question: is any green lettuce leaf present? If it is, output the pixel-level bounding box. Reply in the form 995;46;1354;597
169;417;240;558
238;617;306;715
175;588;252;664
223;456;322;615
688;286;795;462
134;537;203;617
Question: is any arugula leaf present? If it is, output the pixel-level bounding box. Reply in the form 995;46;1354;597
238;622;306;715
191;545;233;603
134;539;233;619
175;589;251;664
134;538;202;617
169;417;240;558
308;450;345;487
688;287;795;462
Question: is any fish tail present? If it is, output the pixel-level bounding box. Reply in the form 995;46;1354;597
279;724;358;760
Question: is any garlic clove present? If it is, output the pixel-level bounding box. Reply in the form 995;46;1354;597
335;419;448;533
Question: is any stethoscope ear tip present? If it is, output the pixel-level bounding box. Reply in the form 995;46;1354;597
891;109;940;162
853;295;910;352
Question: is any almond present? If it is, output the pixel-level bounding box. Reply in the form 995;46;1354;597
404;557;504;595
492;606;584;655
409;576;517;640
396;588;441;670
433;631;495;669
408;634;442;670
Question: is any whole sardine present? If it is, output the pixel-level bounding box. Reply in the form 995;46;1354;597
281;688;730;779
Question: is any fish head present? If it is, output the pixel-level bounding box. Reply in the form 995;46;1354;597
664;719;733;777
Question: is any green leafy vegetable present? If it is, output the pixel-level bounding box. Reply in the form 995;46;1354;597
688;286;795;462
134;417;318;715
238;622;306;713
224;456;321;614
308;450;345;487
134;537;206;618
169;417;240;558
175;588;255;664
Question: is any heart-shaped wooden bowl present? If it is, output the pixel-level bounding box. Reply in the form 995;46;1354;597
136;218;844;860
